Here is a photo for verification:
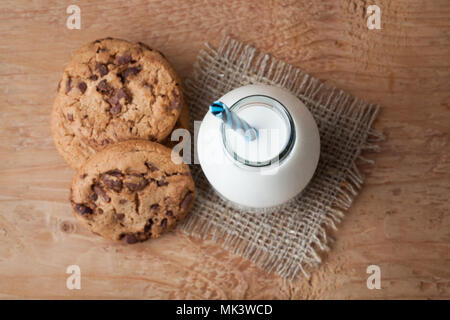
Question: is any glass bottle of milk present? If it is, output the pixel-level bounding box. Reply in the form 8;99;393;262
198;84;320;212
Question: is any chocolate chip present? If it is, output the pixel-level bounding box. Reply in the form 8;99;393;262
105;179;122;192
166;210;173;217
116;213;125;220
126;171;144;177
105;169;123;177
124;173;149;192
144;219;153;233
106;95;120;107
145;162;158;172
109;101;121;115
89;74;98;81
97;208;103;214
125;179;148;192
96;63;108;76
101;174;123;192
180;192;193;210
125;234;137;244
110;88;130;104
150;204;159;210
116;88;130;102
116;89;126;100
108;90;118;102
157;180;168;187
93;185;111;203
65;76;72;93
74;204;92;215
134;193;140;214
160;218;167;228
117;54;131;65
119;199;127;204
96;79;113;95
121;66;141;80
78;82;87;93
170;90;181;109
67;113;73;121
107;88;131;115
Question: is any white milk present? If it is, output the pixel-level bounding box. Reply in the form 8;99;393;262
224;103;290;164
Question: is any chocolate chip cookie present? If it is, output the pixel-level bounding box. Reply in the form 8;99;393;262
51;38;186;169
70;140;195;243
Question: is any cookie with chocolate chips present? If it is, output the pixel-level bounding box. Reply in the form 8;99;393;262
70;140;195;243
51;38;186;169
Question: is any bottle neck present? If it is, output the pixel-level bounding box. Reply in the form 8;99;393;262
221;95;295;167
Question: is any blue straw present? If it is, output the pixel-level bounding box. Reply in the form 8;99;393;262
210;101;258;141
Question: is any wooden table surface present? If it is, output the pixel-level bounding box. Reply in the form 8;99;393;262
0;0;449;299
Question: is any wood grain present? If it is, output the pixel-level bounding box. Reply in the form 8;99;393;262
0;0;449;299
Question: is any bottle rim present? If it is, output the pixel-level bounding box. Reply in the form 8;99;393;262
221;94;296;168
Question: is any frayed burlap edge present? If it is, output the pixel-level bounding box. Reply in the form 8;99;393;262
179;36;384;281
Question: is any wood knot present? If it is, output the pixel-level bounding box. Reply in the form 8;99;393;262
60;221;75;233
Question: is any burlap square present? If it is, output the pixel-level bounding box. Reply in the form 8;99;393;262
180;36;383;280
